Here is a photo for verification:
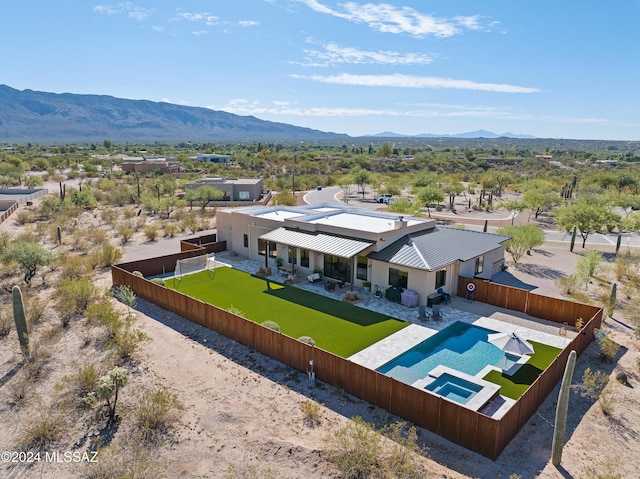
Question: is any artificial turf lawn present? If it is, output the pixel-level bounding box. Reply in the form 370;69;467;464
165;267;408;358
482;341;562;400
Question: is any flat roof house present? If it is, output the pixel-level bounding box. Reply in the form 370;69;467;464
185;177;264;202
216;205;509;305
189;153;231;163
121;155;181;174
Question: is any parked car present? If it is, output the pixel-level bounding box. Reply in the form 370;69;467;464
373;194;394;204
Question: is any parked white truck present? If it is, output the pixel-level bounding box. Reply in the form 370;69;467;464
373;193;393;204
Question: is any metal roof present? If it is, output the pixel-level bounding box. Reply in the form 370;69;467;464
259;227;374;258
368;227;510;271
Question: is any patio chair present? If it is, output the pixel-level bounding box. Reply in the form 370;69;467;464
418;305;430;321
374;285;384;299
431;303;442;320
437;288;451;305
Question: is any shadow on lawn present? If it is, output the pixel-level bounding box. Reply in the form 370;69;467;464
264;283;396;327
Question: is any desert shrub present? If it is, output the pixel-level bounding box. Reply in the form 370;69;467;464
26;296;47;327
112;324;148;359
16;209;36;225
55;277;101;315
583;459;622;479
116;223;134;245
579;368;609;400
557;274;580;295
101;243;123;267
596;331;620;362
113;285;137;314
300;399;321;427
100;208;118;226
62;361;103;399
179;213;199;234
133;387;183;443
132;271;144;277
325;416;381;479
143;224;159;241
598;388;616;416
0;306;11;338
382;421;424;479
615;371;627;385
58;253;92;280
150;278;165;286
86;300;123;339
163;223;179;238
262;320;280;332
19;404;65;451
298;335;316;346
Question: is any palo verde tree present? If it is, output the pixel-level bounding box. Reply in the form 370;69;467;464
2;241;55;284
416;186;444;218
351;166;371;199
496;224;545;263
185;185;224;211
554;201;620;248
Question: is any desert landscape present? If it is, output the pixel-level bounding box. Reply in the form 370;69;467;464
0;189;638;479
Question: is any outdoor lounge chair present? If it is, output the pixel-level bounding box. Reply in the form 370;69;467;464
437;288;451;305
418;305;430;321
431;303;442;320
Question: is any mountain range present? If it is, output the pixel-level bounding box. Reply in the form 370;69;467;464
0;85;347;143
372;130;536;139
0;84;538;143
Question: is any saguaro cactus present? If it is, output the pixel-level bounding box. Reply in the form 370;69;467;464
59;182;66;201
569;226;577;253
12;285;29;357
56;225;62;245
552;350;577;466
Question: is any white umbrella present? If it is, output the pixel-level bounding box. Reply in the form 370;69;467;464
488;332;535;356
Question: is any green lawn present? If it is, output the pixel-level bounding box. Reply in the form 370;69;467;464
165;267;408;357
482;341;562;400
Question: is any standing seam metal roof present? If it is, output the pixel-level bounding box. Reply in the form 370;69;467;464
259;227;374;258
368;227;510;271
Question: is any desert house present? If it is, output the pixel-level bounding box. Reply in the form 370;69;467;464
216;204;509;304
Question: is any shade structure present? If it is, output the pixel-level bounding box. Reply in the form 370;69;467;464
488;332;535;356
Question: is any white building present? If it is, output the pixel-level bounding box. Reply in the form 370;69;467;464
216;205;509;306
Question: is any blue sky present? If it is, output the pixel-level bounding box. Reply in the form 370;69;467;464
2;1;639;140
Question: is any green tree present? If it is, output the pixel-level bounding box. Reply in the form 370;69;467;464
2;242;55;284
84;366;128;422
185;185;224;211
555;201;620;248
501;200;526;225
378;142;393;158
351;167;371;199
576;249;604;289
496;224;545;263
416;186;444;218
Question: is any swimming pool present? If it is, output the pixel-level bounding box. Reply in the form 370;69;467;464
425;373;483;405
377;321;517;382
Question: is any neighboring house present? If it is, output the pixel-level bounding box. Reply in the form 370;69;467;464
216;205;509;305
121;156;181;174
185;177;263;201
189;153;231;163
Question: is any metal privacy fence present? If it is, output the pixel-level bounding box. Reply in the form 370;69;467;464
111;245;602;459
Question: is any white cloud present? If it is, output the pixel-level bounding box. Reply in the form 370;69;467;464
298;41;433;66
238;20;259;27
192;31;208;36
177;12;219;25
216;99;605;125
291;73;540;93
294;0;495;38
93;3;153;20
152;25;164;32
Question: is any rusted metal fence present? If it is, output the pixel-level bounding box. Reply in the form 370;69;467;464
111;257;602;459
0;201;18;224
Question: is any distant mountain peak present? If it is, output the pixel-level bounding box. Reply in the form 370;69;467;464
0;84;348;142
371;130;536;139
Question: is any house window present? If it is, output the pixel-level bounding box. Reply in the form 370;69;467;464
435;270;446;289
258;239;277;258
324;255;351;282
238;191;250;200
300;249;309;268
475;255;484;275
243;234;248;248
288;247;297;265
356;255;368;280
389;268;408;289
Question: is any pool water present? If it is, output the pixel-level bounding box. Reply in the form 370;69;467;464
377;321;516;382
425;373;483;405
